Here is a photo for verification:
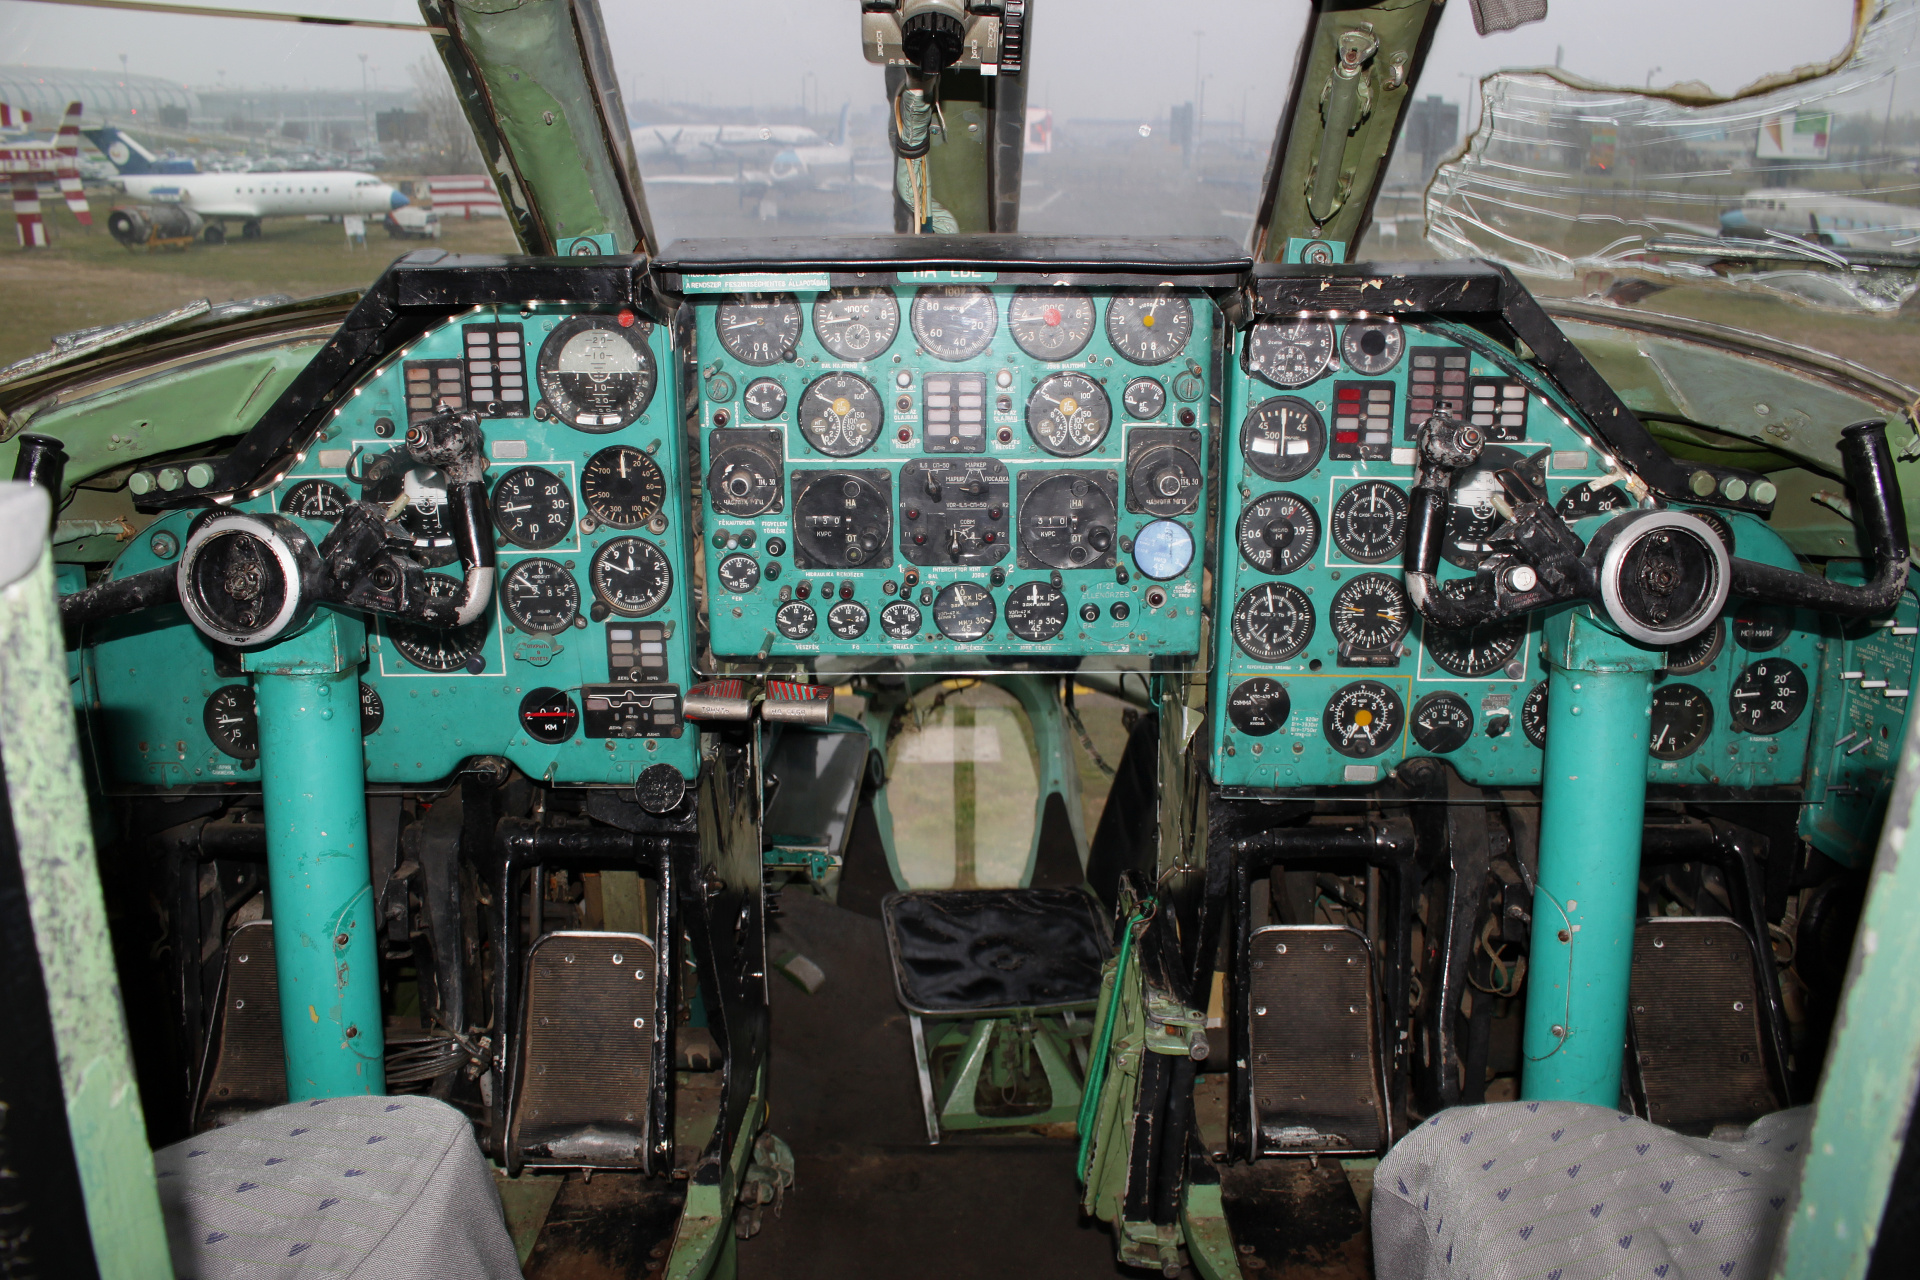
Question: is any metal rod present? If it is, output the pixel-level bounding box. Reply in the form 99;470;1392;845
11;0;443;31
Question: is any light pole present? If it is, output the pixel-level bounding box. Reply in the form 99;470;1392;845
1645;66;1663;88
1192;30;1204;159
360;53;371;157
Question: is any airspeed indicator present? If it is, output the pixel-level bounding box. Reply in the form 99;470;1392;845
1240;396;1325;482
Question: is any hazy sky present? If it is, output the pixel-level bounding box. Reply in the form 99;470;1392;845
0;0;1892;121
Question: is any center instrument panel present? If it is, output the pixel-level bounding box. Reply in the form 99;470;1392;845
1206;293;1836;792
83;292;700;791
658;239;1248;664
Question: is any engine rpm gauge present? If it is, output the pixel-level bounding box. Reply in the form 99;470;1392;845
911;286;998;361
1330;481;1409;563
1340;318;1405;375
536;315;658;431
1025;372;1112;457
501;557;580;634
1329;573;1411;655
715;295;802;366
1236;493;1320;575
518;688;580;744
742;378;788;420
933;581;995;642
1105;292;1193;365
1246;319;1336;388
203;685;258;760
1240;397;1326;482
1003;580;1068;642
880;600;923;639
1650;684;1714;759
1411;692;1474;754
775;601;817;639
1323;680;1404;758
1230;583;1315;663
1122;378;1166;420
798;373;884;457
387;574;489;673
589;537;673;617
1007;287;1096;360
827;600;871;639
1226;677;1290;737
580;445;666;529
280;478;350;522
490;466;574;549
1730;658;1808;735
812;288;900;361
1521;681;1550;747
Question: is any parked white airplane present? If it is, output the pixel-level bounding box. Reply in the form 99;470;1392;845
636;105;886;202
86;125;409;244
1719;188;1920;253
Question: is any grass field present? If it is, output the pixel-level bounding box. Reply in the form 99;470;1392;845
0;204;519;367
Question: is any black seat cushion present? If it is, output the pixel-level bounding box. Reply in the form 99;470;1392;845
881;888;1110;1015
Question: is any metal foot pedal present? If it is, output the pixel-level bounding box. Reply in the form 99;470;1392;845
1628;916;1781;1133
1246;925;1387;1155
195;919;286;1129
510;930;662;1169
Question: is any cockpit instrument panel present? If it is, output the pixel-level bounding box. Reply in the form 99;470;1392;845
662;239;1246;665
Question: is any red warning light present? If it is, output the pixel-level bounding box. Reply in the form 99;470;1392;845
617;309;636;327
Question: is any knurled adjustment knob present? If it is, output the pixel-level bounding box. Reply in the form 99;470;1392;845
901;10;966;73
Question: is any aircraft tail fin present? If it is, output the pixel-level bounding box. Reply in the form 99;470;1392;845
0;103;30;130
83;124;162;175
834;102;851;148
53;104;91;225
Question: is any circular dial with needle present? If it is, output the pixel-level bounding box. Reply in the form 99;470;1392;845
536;315;657;430
580;445;666;528
359;682;383;735
1649;684;1714;759
812;288;900;361
1423;612;1526;678
1025;372;1112;457
1007;287;1096;360
715;295;802;365
798;372;883;457
387;574;489;672
1246;319;1336;388
1230;582;1315;663
1240;396;1326;482
1330;481;1409;563
1236;492;1320;575
827;600;871;639
1340;318;1405;375
518;688;580;744
933;581;996;642
880;600;923;639
1003;580;1069;642
1226;677;1290;737
775;601;817;639
1323;681;1404;758
742;377;788;420
1329;573;1410;654
203;685;258;760
280;478;351;523
1411;692;1474;754
911;286;998;361
1664;619;1724;676
1105;292;1193;364
1556;481;1634;520
1730;659;1809;734
716;554;760;594
589;537;673;617
1521;681;1550;747
501;557;580;634
490;466;574;549
1122;378;1166;420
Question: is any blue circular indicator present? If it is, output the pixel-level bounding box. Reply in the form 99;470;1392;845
1132;520;1194;581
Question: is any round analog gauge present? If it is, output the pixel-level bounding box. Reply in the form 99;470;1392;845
588;537;673;617
1105;293;1193;365
501;557;580;634
1025;372;1112;457
715;295;802;366
743;377;788;421
387;574;488;673
1443;445;1526;569
490;466;574;549
519;687;580;744
580;445;666;529
1423;582;1526;677
798;372;884;457
933;581;995;642
382;465;456;565
1323;680;1404;758
1230;582;1315;663
1246;319;1336;389
1004;580;1068;642
1240;396;1326;483
1690;509;1736;555
1226;677;1290;737
775;600;817;639
717;554;761;594
1521;681;1550;748
536;315;657;431
1330;481;1409;564
1555;481;1634;520
1007;287;1096;360
1665;619;1724;675
706;440;782;518
1730;659;1809;735
1329;573;1411;654
1132;520;1195;581
880;600;923;639
812;288;900;361
1236;492;1320;575
1411;692;1474;754
281;478;350;522
911;286;998;361
827;600;871;640
1650;684;1714;760
1340;319;1405;375
359;682;383;735
1122;378;1166;420
203;685;258;760
1733;606;1792;653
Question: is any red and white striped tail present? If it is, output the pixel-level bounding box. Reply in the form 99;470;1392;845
51;102;82;156
57;168;90;224
13;181;47;247
0;104;30;129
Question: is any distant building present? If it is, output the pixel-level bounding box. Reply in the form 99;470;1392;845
0;65;198;125
1403;96;1459;176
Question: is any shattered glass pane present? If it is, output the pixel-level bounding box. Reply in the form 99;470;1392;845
1425;0;1920;341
